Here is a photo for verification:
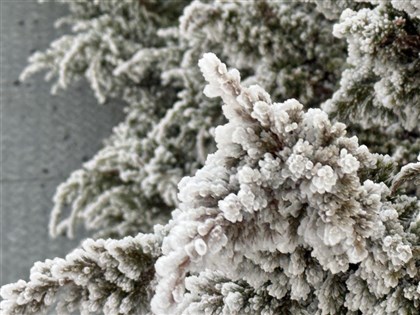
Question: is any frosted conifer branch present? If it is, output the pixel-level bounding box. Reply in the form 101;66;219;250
322;1;420;133
152;53;419;314
20;0;187;104
367;0;420;19
179;1;346;108
311;1;419;21
48;90;177;239
391;0;420;18
182;270;302;314
38;0;347;240
5;2;420;313
391;155;420;194
0;232;162;315
314;0;420;167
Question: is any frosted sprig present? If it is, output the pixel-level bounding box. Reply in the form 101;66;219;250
323;1;420;133
21;0;187;104
181;270;309;315
0;232;162;315
391;155;420;194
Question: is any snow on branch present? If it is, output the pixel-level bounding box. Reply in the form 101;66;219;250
391;155;420;194
151;53;419;314
1;233;162;315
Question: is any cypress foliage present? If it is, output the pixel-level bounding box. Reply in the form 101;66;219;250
2;1;419;314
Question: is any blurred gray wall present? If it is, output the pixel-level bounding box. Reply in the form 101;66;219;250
1;1;125;285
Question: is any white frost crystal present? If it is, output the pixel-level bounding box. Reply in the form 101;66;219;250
338;149;360;174
310;165;338;194
219;194;243;223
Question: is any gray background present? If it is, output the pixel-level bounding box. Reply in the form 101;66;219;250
1;1;125;285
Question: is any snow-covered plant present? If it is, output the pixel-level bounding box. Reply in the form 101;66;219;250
21;0;187;104
151;53;420;315
2;48;420;315
176;0;346;107
324;1;420;131
2;1;420;314
24;0;188;239
0;230;163;315
319;0;420;165
23;0;345;239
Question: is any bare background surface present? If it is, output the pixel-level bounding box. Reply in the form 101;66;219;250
1;1;125;285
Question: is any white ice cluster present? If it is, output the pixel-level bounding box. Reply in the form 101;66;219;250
310;165;338;194
151;54;419;314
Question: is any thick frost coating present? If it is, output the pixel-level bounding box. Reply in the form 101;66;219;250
179;0;345;108
21;0;187;104
23;0;345;240
322;1;420;133
7;1;420;313
312;0;420;168
152;54;419;314
391;155;420;194
182;270;293;315
0;232;162;315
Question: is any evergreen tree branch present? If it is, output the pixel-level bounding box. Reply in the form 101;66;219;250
1;233;162;315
